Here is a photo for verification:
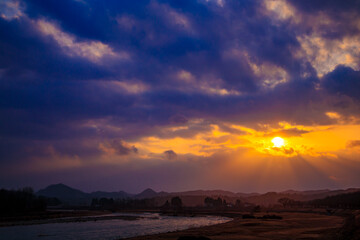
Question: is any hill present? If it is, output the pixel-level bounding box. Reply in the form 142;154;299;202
308;191;360;208
37;183;89;206
245;188;360;207
135;188;159;199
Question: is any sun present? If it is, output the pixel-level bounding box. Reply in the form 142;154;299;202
272;137;285;148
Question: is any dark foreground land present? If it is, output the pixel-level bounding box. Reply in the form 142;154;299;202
125;211;360;240
1;209;360;239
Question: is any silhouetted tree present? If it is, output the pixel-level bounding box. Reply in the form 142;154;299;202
204;197;223;208
0;188;47;215
235;199;242;209
308;191;360;209
252;205;261;213
91;198;99;207
214;197;223;208
21;187;34;194
278;197;292;208
278;197;302;208
171;196;182;209
163;200;170;208
204;197;213;207
43;197;62;206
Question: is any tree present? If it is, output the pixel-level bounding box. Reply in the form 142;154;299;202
214;197;223;208
91;198;99;207
252;205;261;213
21;187;34;194
204;197;213;207
235;199;242;208
278;197;299;208
204;197;223;208
0;188;46;215
171;196;182;209
163;200;170;208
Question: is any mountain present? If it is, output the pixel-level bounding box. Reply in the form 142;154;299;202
245;188;360;206
236;192;260;198
171;189;238;197
90;191;133;199
135;188;158;199
36;183;360;207
308;191;360;208
37;183;89;205
37;183;133;206
37;183;87;200
281;189;331;195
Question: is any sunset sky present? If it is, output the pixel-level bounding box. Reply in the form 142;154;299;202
1;0;360;193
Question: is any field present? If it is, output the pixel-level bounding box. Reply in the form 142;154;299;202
125;211;357;240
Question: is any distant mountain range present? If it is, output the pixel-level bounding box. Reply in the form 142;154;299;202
37;184;133;205
36;183;360;207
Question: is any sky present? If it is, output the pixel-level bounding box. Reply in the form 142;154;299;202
0;0;360;193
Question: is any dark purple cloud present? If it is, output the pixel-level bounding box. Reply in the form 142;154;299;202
288;0;360;39
323;65;360;101
107;139;138;156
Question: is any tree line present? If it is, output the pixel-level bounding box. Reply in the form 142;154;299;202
91;196;185;211
0;188;60;215
278;191;360;209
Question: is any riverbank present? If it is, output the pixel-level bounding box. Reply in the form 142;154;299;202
123;212;345;240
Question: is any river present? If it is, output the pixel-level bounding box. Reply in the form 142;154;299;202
0;212;231;240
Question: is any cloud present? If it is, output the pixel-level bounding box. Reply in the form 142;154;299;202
325;112;341;120
149;1;197;35
203;0;225;8
265;128;310;138
3;145;360;193
0;0;24;20
1;0;360;191
272;146;295;155
99;139;138;156
323;65;360;101
261;0;360;78
288;0;360;39
96;80;149;95
163;150;177;160
36;19;128;63
264;0;297;22
296;34;360;77
169;114;188;125
347;140;360;148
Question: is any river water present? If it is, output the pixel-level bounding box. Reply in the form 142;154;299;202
0;212;231;240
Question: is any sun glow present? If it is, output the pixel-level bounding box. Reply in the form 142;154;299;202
272;137;285;148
